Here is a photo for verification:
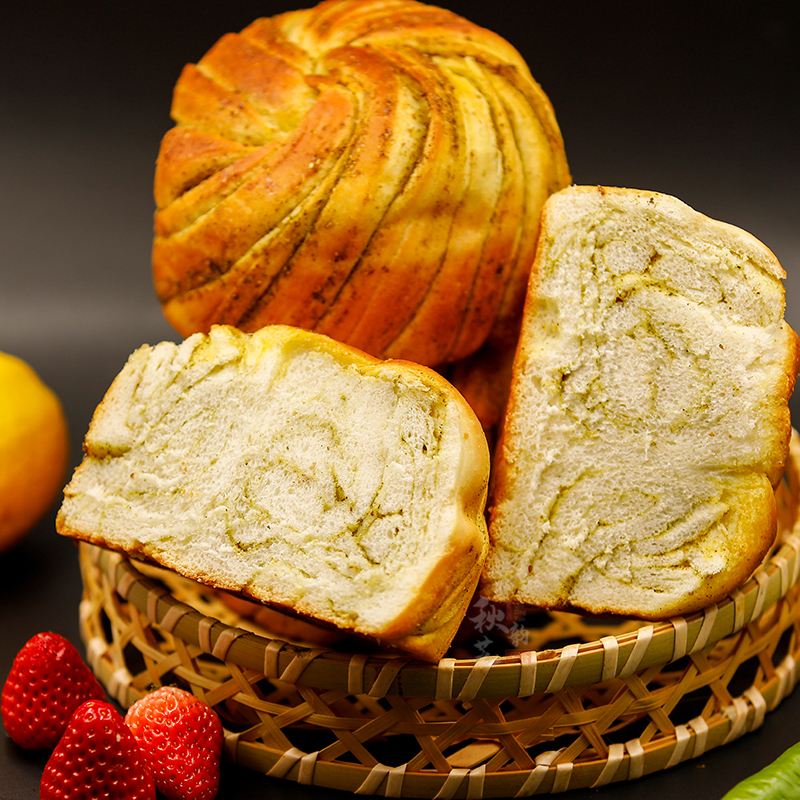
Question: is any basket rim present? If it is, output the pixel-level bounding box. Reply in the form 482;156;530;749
82;514;800;700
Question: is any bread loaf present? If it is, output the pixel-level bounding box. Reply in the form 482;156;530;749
56;325;490;661
483;185;799;619
445;343;516;431
152;0;570;367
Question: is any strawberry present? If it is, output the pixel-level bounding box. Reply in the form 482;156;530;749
125;686;224;800
40;700;155;800
1;631;106;750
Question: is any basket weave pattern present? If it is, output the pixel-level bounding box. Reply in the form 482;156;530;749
78;458;800;797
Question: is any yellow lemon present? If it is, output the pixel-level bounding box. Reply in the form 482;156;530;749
0;352;69;552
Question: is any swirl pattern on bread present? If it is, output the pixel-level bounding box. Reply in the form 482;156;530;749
152;0;570;366
483;186;800;619
57;325;490;661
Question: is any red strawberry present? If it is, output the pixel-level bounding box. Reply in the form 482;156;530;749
125;686;224;800
40;700;155;800
1;631;106;750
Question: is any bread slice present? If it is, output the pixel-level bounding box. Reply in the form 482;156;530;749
483;185;799;619
57;325;490;661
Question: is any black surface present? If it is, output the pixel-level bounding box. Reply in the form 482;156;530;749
2;2;799;798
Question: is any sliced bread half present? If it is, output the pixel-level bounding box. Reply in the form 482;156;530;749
483;185;799;618
57;325;490;661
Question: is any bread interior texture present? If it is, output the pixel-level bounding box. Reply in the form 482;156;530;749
58;325;489;660
484;186;799;618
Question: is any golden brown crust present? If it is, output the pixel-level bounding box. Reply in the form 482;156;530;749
216;592;348;647
445;343;517;432
763;325;800;486
152;0;570;367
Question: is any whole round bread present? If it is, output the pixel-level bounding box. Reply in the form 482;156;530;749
152;0;571;367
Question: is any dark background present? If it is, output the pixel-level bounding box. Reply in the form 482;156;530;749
1;2;798;798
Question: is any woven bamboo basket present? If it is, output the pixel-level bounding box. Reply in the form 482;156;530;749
77;441;800;798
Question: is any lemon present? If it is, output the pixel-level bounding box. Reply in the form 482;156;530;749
0;352;69;552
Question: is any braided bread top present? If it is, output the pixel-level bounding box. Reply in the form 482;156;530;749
153;0;570;366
